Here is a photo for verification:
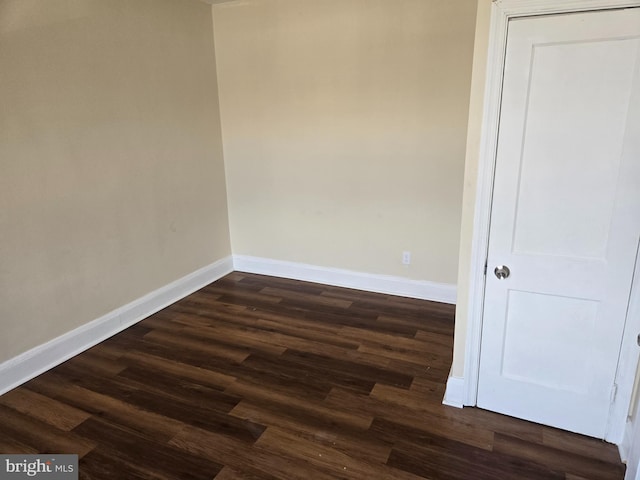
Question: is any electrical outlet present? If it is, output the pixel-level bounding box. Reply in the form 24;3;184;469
402;251;411;265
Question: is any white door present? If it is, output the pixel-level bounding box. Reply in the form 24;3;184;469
477;8;640;439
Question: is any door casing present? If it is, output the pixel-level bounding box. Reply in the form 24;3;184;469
463;0;640;445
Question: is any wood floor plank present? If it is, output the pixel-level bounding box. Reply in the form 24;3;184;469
254;426;427;480
25;378;186;442
226;379;374;431
142;329;251;363
0;438;40;454
51;370;265;443
0;404;96;457
409;376;447;397
325;387;495;450
0;273;624;479
73;417;222;480
493;433;625;480
182;324;289;357
169;304;348;344
303;308;418;338
377;313;455;336
115;365;242;412
102;332;248;376
374;419;560;480
169;426;340;480
413;329;458;347
260;286;354;308
387;441;565;480
254;317;361;349
232;273;326;295
213;465;281;480
542;427;623;465
228;402;391;465
280;349;413;389
239;352;376;394
120;350;237;391
232;330;388;370
387;358;451;381
206;286;284;305
79;449;170;480
371;383;549;445
357;341;449;365
0;388;91;431
61;349;128;376
339;325;452;357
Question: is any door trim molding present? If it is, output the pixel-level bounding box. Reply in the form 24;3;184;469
464;0;640;444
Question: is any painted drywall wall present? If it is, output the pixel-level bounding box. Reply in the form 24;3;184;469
0;0;231;363
213;0;477;284
451;0;496;378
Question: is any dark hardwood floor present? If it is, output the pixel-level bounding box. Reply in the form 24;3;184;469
0;272;625;479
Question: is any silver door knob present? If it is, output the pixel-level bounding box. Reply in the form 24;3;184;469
494;265;510;279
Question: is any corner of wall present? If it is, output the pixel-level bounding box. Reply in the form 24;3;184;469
0;256;233;396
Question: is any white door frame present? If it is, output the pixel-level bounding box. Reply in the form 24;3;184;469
464;0;640;444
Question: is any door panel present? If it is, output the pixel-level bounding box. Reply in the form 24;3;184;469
512;38;635;259
501;290;596;393
478;8;640;438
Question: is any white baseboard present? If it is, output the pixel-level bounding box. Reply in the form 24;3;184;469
620;419;632;464
0;256;233;396
232;255;457;304
443;374;465;408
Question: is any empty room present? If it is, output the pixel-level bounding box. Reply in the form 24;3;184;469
1;0;639;478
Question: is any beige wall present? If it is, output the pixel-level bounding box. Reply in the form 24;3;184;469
0;0;231;363
213;0;477;284
451;0;493;378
